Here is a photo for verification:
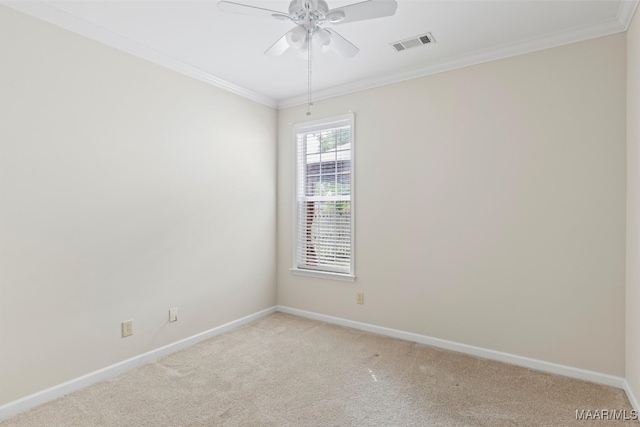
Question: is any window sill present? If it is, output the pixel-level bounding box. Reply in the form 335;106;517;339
290;268;356;283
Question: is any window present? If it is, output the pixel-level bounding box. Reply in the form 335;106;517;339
291;113;355;282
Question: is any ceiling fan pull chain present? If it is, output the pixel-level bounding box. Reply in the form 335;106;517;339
307;29;313;116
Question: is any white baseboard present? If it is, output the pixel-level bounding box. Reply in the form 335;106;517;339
2;305;633;421
0;306;277;421
277;306;626;390
624;380;640;413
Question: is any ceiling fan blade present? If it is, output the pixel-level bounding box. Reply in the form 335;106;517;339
218;1;290;20
328;0;397;25
325;29;359;58
264;32;292;56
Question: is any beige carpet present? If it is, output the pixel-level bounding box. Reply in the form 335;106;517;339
1;313;635;426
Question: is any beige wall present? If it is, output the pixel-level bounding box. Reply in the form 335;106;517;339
278;34;627;376
0;0;632;409
627;5;640;407
0;6;276;405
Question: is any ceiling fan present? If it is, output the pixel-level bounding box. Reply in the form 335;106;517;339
217;0;398;58
218;0;397;114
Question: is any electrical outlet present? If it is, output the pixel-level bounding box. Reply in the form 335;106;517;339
122;320;133;337
357;292;364;305
169;308;178;323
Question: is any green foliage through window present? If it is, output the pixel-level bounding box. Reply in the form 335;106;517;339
319;127;350;153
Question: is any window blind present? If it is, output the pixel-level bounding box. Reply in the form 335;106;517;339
294;114;354;275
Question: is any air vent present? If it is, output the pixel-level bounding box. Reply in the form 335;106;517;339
390;32;435;52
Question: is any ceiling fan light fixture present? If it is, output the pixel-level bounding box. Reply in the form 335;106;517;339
313;27;331;49
286;25;308;48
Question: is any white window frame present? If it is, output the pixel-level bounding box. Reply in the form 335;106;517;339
290;113;355;282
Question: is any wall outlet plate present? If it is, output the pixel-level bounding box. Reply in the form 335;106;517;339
169;308;178;322
357;293;364;305
122;320;133;337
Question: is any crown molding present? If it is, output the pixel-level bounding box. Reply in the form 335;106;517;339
618;0;640;29
1;0;279;109
277;14;629;109
3;0;635;111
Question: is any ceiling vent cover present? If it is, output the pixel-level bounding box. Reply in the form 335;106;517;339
390;32;435;52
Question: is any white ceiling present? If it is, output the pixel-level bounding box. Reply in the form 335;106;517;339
4;0;638;108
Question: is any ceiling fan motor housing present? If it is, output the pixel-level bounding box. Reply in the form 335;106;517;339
289;0;330;30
